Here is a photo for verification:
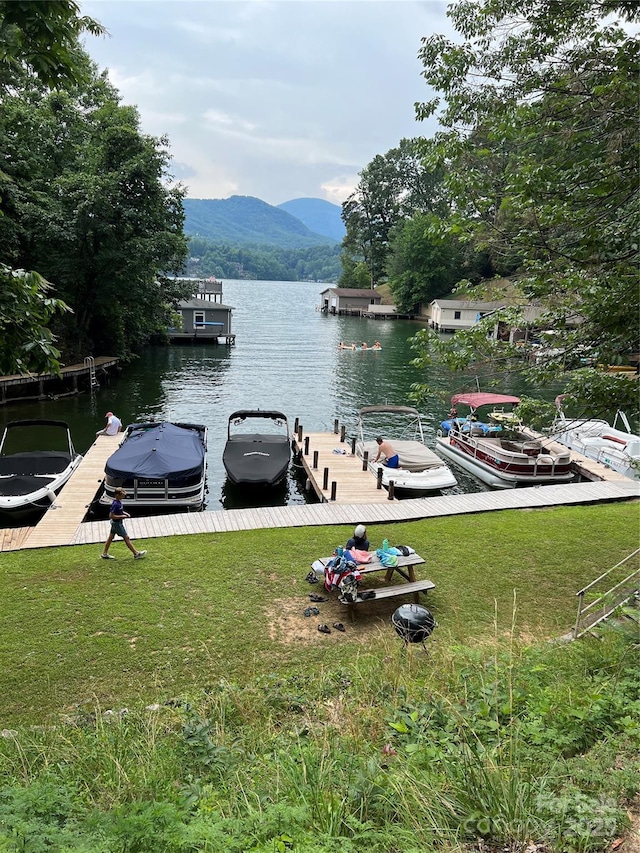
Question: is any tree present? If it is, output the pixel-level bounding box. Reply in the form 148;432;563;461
386;213;464;313
0;1;104;374
339;138;447;288
0;1;104;89
410;0;640;416
0;265;69;375
0;71;190;361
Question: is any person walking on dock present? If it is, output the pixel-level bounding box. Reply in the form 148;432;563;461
96;411;122;437
101;487;147;560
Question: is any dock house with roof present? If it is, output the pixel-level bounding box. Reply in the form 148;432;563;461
319;287;382;315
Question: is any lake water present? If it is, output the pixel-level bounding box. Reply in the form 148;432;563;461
0;279;561;517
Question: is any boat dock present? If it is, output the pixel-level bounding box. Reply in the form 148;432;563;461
292;424;393;504
1;428;637;554
0;356;119;404
9;433;120;550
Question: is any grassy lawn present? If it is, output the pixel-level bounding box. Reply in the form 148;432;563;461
1;501;638;726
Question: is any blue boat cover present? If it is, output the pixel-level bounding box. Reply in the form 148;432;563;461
105;423;205;480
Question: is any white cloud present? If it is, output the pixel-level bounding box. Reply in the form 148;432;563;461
83;0;449;205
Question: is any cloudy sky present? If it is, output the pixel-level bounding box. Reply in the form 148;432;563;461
81;1;453;206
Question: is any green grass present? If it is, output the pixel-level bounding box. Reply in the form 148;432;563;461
0;502;639;851
0;501;638;724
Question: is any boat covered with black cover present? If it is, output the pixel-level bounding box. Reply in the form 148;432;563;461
223;410;291;486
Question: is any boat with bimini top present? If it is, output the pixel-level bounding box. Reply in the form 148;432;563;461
100;421;208;510
436;393;574;489
355;405;458;495
223;409;291;487
552;397;640;481
0;420;83;518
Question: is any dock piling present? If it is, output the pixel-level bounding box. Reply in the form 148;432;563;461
340;425;346;442
333;419;339;434
313;450;318;469
388;481;395;500
304;436;310;455
363;451;369;472
330;481;337;501
377;467;383;489
322;467;329;490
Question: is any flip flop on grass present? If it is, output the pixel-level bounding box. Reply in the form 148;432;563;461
317;624;331;634
333;622;346;632
309;593;328;602
303;606;320;617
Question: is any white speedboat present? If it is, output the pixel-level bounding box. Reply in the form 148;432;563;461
552;401;639;481
100;421;208;510
436;393;574;489
355;405;457;495
0;420;83;518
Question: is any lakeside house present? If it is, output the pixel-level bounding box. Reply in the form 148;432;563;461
426;298;546;341
170;278;235;344
319;287;382;315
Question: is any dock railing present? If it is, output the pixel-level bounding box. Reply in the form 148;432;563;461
573;547;640;639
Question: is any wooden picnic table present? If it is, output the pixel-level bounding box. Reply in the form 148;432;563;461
311;552;435;621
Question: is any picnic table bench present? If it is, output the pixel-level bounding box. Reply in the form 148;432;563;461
311;552;436;622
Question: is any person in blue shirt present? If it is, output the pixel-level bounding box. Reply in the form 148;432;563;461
101;487;147;560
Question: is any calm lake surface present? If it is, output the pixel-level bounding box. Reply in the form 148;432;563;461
0;279;564;517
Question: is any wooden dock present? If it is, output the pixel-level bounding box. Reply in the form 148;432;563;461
293;430;393;504
16;433;120;549
1;428;637;553
0;356;119;404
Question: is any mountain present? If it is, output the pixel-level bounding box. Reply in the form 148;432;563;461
183;196;338;249
277;198;346;242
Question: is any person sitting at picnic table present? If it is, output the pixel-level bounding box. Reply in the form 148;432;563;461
346;524;369;552
374;436;400;468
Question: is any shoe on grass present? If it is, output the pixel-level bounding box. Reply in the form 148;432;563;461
101;553;115;560
134;550;147;560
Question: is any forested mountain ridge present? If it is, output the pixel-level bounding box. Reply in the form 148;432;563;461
277;198;345;242
183;196;340;248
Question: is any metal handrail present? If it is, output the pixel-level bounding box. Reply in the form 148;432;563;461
573;548;640;639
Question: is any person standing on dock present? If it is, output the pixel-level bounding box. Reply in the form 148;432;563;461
101;487;147;560
374;436;400;468
96;411;122;437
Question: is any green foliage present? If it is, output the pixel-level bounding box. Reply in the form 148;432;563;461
0;0;105;90
186;237;341;282
0;264;69;374
386;212;465;313
0;70;190;362
340;138;449;289
413;0;640;410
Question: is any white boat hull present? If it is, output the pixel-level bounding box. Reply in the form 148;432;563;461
368;460;457;493
553;416;640;481
435;433;574;489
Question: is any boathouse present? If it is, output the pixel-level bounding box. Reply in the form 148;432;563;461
319;287;382;316
427;299;545;339
170;297;235;344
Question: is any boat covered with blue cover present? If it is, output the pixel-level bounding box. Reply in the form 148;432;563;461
101;421;207;509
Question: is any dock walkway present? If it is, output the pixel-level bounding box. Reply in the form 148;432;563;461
20;433;120;549
293;430;392;503
65;479;640;548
